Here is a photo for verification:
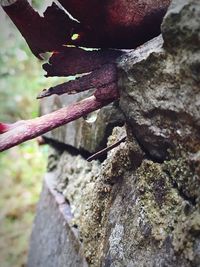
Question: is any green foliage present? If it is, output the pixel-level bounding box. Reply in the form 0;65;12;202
0;11;43;122
0;3;69;265
32;0;42;9
0;142;48;267
0;6;53;267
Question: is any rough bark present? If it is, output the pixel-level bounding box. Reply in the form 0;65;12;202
28;0;200;266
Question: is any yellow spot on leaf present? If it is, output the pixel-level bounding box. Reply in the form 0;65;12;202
71;33;80;41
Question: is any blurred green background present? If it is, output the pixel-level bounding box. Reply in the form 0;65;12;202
0;1;57;266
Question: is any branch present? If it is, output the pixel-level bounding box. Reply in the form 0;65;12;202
94;83;119;102
37;64;117;99
0;92;118;152
43;48;122;77
87;136;126;162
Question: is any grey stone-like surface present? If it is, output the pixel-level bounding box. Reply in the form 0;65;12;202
29;0;200;266
28;177;87;267
119;0;200;161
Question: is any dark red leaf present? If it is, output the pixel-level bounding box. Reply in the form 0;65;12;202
2;0;80;57
37;64;118;98
43;47;122;77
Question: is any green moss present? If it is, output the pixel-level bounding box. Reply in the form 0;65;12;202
79;141;133;265
76;127;142;266
163;152;199;201
161;150;200;261
0;142;48;267
135;153;200;262
173;211;200;261
78;139;199;264
136;160;183;242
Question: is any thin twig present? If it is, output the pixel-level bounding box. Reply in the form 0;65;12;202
87;136;126;162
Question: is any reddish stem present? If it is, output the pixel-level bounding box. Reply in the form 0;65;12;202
37;64;117;99
0;95;117;152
